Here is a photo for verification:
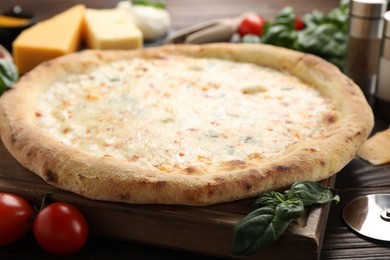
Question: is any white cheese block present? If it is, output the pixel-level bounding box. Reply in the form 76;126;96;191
84;8;143;50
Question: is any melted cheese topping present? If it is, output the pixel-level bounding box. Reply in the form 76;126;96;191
34;56;332;173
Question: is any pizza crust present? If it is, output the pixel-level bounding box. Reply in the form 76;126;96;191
0;43;374;205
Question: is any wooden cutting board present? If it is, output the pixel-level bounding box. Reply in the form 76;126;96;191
0;140;334;259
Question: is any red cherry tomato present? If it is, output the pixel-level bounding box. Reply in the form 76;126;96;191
238;14;267;37
33;202;88;256
295;16;304;30
0;193;34;247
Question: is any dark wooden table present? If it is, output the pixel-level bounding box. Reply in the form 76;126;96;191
1;0;390;259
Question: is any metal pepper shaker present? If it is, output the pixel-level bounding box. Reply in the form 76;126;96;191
375;11;390;120
345;0;387;102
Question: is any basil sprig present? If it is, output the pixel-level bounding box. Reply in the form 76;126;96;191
230;181;339;255
0;59;19;95
132;0;166;9
296;0;349;69
243;0;349;69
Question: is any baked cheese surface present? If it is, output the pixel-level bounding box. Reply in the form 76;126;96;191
34;56;331;173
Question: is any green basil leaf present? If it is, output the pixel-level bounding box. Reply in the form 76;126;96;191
273;199;305;234
296;23;338;52
253;191;286;208
302;10;326;27
261;6;298;47
231;206;276;255
286;181;340;206
0;59;19;95
327;2;349;28
231;181;339;255
261;25;297;47
295;22;347;67
260;0;349;69
132;0;166;9
231;200;304;255
272;6;297;29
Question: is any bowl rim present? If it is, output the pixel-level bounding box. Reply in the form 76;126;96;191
0;6;36;28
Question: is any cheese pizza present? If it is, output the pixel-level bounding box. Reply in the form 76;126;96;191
0;44;374;205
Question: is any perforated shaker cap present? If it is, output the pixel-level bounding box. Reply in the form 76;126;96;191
350;0;387;18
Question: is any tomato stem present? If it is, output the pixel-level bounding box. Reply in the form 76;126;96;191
39;193;51;211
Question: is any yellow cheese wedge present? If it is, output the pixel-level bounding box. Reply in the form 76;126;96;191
357;127;390;166
12;5;85;74
84;8;143;50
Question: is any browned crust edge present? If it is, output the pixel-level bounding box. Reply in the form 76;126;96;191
0;43;374;205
